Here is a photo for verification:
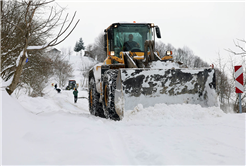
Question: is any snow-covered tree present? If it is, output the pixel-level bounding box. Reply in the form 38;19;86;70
20;50;54;97
74;42;79;52
78;38;85;51
1;0;80;95
74;38;85;56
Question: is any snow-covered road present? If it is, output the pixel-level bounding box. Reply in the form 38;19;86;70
1;55;245;165
2;87;245;165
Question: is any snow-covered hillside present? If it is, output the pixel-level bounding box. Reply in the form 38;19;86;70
1;54;245;165
64;52;97;90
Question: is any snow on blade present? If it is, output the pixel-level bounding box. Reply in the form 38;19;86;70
149;60;180;69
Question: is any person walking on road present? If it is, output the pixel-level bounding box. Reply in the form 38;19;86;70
73;88;78;103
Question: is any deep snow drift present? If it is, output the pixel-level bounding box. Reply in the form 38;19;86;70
1;55;245;165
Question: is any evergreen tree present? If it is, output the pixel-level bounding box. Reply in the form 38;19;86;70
74;38;85;52
74;41;79;52
78;38;85;51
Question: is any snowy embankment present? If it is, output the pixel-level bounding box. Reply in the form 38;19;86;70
1;55;245;165
68;53;97;90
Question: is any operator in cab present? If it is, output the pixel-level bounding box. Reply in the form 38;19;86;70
123;34;140;51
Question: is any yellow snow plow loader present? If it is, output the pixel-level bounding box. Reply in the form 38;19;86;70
88;22;218;120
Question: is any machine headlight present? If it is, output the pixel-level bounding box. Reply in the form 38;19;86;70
166;51;172;55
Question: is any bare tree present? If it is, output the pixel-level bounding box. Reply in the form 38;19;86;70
0;0;3;17
92;33;106;62
226;39;246;56
1;1;28;81
213;52;233;112
83;33;106;62
59;47;73;60
85;44;95;59
176;48;188;65
14;47;73;97
169;45;208;68
67;47;73;60
53;56;74;88
155;41;166;58
20;50;54;97
1;0;80;95
54;60;74;88
226;39;246;112
45;48;74;88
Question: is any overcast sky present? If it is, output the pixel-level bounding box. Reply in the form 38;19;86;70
54;0;245;64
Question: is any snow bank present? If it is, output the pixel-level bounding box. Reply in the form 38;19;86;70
1;87;38;164
0;76;13;88
17;86;89;115
2;87;245;165
124;103;224;125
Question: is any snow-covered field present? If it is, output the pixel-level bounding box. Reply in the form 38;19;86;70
1;55;245;165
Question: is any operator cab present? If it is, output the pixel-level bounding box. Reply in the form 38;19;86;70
104;23;161;58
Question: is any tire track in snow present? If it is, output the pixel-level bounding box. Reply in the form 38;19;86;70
119;126;165;165
102;122;167;164
102;121;138;164
48;89;89;115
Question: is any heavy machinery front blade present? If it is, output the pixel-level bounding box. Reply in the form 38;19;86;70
116;68;218;113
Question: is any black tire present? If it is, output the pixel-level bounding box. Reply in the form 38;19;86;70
88;77;105;118
102;70;120;121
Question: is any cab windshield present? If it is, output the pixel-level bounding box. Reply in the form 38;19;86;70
113;24;152;55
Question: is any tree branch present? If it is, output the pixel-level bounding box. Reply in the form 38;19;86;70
225;39;246;56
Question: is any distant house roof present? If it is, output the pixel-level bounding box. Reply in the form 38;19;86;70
47;48;61;54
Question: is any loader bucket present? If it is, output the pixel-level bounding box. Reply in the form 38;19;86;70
114;67;218;119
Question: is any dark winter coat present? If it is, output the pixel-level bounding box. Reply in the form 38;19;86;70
123;41;139;51
73;89;78;97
